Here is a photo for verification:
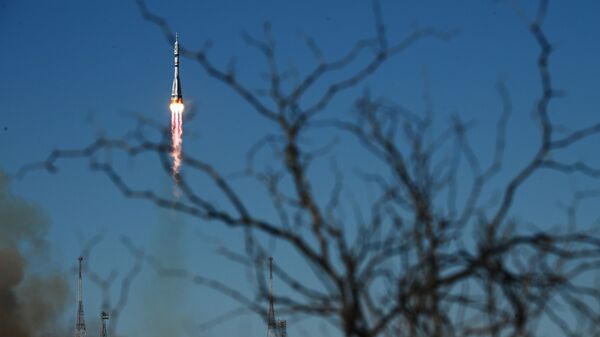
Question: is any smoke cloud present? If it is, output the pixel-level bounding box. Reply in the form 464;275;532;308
0;171;70;337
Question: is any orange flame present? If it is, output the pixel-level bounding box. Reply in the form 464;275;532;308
170;99;184;182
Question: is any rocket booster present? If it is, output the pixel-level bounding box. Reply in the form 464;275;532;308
171;33;183;103
169;33;184;180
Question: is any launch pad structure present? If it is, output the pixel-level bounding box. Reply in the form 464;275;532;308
73;257;111;337
267;257;288;337
73;256;288;337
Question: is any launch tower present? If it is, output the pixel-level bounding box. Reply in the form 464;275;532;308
266;257;287;337
75;257;87;337
100;311;110;337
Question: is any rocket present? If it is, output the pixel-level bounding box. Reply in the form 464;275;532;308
169;33;184;179
171;32;183;104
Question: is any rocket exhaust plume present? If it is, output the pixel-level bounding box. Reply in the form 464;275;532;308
170;33;184;185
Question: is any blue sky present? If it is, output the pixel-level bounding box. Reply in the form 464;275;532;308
1;0;600;336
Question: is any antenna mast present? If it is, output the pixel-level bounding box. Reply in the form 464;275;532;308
266;257;277;337
100;311;110;337
75;257;86;337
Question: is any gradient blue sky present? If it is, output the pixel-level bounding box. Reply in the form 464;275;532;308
1;1;600;336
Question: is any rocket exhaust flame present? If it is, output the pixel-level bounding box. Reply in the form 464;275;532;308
170;99;184;180
170;33;184;186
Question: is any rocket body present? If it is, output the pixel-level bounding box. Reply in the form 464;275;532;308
170;33;184;180
171;33;183;103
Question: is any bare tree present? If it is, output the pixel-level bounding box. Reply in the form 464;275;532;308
20;0;600;336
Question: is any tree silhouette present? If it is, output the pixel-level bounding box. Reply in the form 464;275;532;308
20;0;600;336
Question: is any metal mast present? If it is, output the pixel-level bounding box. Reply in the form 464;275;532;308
278;320;287;337
75;257;86;337
267;257;278;337
171;32;183;103
100;311;110;337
